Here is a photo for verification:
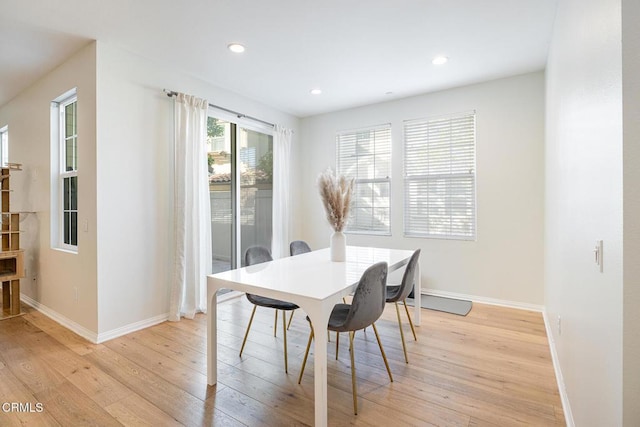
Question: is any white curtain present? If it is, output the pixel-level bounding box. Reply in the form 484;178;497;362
271;125;293;259
170;93;212;321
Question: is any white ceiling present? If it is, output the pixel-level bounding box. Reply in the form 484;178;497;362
0;0;558;117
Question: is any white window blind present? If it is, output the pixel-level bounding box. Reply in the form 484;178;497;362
336;125;391;234
404;112;476;240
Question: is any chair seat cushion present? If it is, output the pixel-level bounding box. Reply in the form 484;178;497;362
304;304;353;332
246;294;298;310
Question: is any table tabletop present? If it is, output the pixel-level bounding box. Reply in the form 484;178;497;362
208;246;415;302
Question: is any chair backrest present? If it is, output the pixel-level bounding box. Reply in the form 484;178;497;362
342;262;388;331
388;249;421;302
290;240;311;256
244;246;274;304
245;245;273;266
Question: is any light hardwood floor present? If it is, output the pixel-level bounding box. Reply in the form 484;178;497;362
0;297;565;426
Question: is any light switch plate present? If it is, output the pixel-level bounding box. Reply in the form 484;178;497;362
594;240;603;272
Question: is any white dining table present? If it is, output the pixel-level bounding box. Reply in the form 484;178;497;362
206;245;420;427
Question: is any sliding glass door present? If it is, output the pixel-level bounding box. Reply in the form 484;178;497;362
207;116;273;273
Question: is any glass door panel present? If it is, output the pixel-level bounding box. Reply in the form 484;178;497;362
208;118;234;274
208;116;274;272
239;127;273;266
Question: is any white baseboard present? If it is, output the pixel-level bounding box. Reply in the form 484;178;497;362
21;293;99;343
422;288;545;312
96;313;168;343
20;293;168;344
542;310;575;427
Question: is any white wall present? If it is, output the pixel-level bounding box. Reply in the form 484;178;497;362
95;42;299;336
297;72;545;307
0;42;99;333
545;0;624;425
0;40;299;339
622;0;640;424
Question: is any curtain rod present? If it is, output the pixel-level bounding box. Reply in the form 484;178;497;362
163;89;275;128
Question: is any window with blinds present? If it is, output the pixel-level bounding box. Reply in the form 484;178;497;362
403;112;476;240
336;125;391;234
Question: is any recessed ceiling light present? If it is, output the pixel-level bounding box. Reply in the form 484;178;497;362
228;43;246;53
310;88;322;95
432;55;448;65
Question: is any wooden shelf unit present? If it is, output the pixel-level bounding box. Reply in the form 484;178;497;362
0;165;25;319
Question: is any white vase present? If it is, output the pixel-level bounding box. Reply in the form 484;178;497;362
330;230;346;262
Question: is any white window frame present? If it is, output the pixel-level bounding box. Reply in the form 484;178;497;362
51;89;78;252
403;111;477;240
336;124;392;235
0;126;8;166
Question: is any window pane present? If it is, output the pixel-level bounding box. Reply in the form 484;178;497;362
70;176;77;210
65;137;76;171
64;100;77;171
337;125;391;234
65;102;76;138
63;177;70;210
208;119;232;273
63;212;70;244
239;127;273;266
71;212;77;246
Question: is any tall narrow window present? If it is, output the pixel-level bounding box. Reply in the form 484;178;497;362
336;125;391;234
0;126;7;166
404;112;476;240
53;91;78;250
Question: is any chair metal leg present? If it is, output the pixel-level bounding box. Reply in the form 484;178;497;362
282;310;288;373
336;332;340;360
274;310;278;337
298;326;314;384
349;331;358;415
403;299;417;341
287;310;295;330
395;302;409;363
372;323;393;382
240;305;257;357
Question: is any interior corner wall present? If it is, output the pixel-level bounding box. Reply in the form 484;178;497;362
622;0;640;424
94;41;300;336
0;42;99;334
297;72;545;307
545;0;623;425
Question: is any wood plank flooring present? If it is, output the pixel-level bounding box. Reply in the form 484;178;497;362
0;298;565;426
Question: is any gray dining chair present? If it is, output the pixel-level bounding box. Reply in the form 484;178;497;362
298;261;393;415
386;249;420;363
289;240;311;256
285;240;312;329
240;245;299;373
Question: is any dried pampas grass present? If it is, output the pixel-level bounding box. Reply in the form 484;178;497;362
318;169;354;232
